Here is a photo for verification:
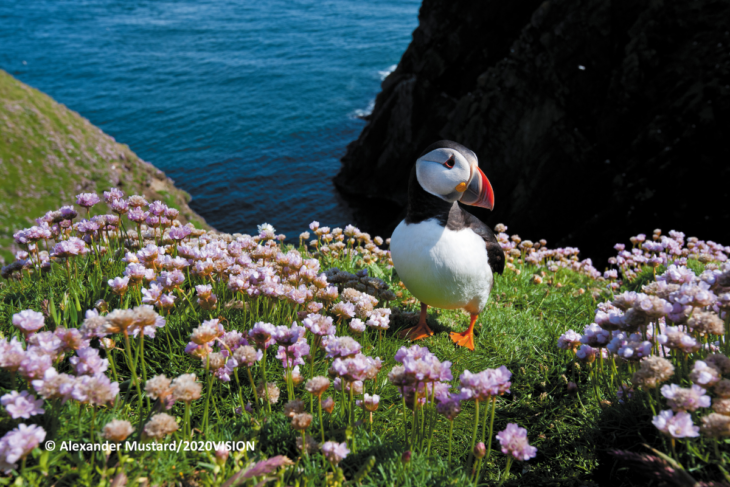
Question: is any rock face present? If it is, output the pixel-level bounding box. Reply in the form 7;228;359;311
335;0;730;262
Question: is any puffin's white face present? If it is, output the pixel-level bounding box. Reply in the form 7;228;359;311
415;147;494;209
416;148;471;203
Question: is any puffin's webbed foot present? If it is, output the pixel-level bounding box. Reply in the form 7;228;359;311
398;302;434;341
450;314;478;351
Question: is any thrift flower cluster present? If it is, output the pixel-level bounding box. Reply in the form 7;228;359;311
0;189;544;482
556;230;730;448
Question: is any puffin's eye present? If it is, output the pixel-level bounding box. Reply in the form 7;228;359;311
443;155;455;169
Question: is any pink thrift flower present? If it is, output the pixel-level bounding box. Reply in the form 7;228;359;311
321;441;349;464
148;200;168;216
276;340;310;368
108;276;130;295
360;393;380;412
331;302;356;319
329;353;370;382
169;225;192;241
0;424;46;473
273;324;307;346
660;384;711;412
436;392;462;420
302;313;336;336
27;332;63;358
103;188;124;203
652;410;700;438
76;193;100;208
18;350;53;380
54;328;90;352
249;322;276;349
496;423;537;461
69;347;109;376
349;318;366;334
366;308;391;330
0;338;25;372
1;391;45;419
128;207;146;223
12;310;45;335
557;330;582;351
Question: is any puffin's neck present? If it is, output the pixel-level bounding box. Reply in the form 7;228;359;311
405;166;457;226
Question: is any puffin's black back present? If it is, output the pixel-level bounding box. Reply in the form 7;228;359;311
405;140;505;276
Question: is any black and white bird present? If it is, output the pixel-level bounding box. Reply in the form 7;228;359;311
390;140;505;350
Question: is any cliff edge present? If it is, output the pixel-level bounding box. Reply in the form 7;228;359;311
0;70;210;261
335;0;730;261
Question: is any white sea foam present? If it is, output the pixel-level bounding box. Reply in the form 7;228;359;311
378;64;397;80
349;65;398;119
350;99;375;119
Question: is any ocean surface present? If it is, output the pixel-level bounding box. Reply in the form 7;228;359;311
0;0;420;237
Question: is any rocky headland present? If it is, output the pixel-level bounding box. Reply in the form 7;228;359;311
335;0;730;263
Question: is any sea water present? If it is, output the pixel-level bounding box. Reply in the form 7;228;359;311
0;0;420;236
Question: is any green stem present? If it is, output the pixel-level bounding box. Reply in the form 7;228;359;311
410;392;419;449
473;458;482;486
123;332;143;414
246;367;260;412
184;401;191;440
90;407;97;441
468;400;480;468
402;394;408;447
499;457;513;486
138;332;149;411
481;395;490;444
262;348;271;413
318;396;326;443
176;287;198;315
107;350;119;384
427;387;437;455
202;355;212;435
485;396;497;462
234;368;246;413
715;438;726;466
349;385;354;427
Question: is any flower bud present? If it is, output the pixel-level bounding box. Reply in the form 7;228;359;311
401;451;412;463
322;397;335;414
95;299;109;313
473;442;486;459
215;446;229;465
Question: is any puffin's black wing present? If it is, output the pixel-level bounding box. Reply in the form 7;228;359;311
447;204;505;276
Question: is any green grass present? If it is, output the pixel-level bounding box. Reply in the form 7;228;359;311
0;70;209;263
0;228;636;487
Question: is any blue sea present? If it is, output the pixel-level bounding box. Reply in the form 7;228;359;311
0;0;420;236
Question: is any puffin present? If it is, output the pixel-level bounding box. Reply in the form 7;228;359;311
390;140;505;351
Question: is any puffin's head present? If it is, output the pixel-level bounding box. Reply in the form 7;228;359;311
415;140;494;210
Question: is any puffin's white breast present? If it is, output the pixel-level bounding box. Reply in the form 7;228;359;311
390;218;493;314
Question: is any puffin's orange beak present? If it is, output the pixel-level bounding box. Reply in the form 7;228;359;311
459;165;494;210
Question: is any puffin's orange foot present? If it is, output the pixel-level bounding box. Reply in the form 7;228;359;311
399;320;434;341
450;329;475;351
451;313;479;350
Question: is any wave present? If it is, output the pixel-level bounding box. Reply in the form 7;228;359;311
378;64;397;80
350;99;375;119
349;65;398;119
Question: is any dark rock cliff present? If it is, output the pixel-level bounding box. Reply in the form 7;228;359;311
335;0;730;263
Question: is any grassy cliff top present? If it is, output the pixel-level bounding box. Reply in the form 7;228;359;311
0;69;209;262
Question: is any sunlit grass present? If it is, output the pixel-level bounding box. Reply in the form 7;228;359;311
0;199;728;485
